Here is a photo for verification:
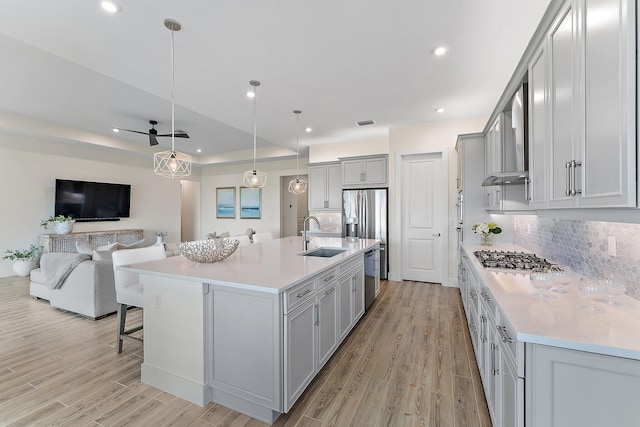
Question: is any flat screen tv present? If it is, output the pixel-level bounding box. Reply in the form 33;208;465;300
55;179;131;222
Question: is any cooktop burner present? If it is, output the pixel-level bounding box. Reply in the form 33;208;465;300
473;250;553;271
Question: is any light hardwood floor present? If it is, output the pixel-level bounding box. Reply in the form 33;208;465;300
0;276;490;426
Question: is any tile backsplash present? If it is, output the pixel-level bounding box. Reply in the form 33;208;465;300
308;211;342;233
512;216;640;296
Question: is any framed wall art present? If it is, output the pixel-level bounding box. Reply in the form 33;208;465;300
240;187;261;219
216;187;236;218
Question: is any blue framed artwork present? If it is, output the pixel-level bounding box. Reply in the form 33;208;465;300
240;187;261;219
216;187;236;218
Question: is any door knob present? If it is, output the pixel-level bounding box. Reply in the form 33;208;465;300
432;233;441;237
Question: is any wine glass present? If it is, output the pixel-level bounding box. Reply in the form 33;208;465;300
600;276;626;306
578;278;602;313
530;267;553;300
549;265;573;294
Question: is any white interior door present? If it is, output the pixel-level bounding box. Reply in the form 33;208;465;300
401;153;444;283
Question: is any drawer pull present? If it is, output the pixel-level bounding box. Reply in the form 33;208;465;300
296;288;313;299
325;287;335;295
496;325;513;343
323;274;335;282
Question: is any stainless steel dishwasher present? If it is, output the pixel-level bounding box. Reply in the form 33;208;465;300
364;246;380;311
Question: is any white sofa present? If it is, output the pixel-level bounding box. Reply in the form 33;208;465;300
29;255;117;319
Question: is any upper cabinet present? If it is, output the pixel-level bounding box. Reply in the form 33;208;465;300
529;0;637;209
484;116;504;177
308;162;342;211
341;155;388;187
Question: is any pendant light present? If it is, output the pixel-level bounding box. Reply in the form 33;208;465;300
243;80;267;188
154;19;191;179
288;110;308;194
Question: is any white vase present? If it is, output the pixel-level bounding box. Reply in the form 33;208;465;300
54;221;74;235
156;236;164;245
13;259;36;277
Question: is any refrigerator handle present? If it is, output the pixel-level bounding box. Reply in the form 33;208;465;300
359;190;367;238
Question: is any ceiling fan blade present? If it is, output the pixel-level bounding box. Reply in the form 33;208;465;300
157;132;190;139
149;134;159;146
118;128;150;136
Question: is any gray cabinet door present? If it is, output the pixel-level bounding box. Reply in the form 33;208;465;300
528;44;548;207
317;285;338;368
284;298;316;411
338;274;353;340
548;3;578;208
579;0;636;207
352;268;365;322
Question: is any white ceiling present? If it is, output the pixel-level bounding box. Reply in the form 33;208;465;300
0;0;551;165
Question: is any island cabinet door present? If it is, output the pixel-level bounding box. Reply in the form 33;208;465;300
338;274;353;340
284;297;317;412
352;268;365;322
317;285;338;369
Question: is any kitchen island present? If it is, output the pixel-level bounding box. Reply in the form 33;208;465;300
121;236;379;424
460;242;640;427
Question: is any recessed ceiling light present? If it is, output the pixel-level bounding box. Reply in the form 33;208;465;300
305;127;312;133
197;148;202;153
435;107;445;113
112;128;120;133
246;91;255;98
433;46;448;56
100;0;122;13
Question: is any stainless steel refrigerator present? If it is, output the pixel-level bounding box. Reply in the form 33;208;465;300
342;189;388;280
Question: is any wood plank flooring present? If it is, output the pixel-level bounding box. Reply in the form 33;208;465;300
0;276;490;426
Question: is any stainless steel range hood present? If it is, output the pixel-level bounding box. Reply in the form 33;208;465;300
482;83;528;186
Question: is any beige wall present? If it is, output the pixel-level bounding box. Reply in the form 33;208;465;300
200;158;307;239
0;131;183;277
388;117;488;283
309;136;390;163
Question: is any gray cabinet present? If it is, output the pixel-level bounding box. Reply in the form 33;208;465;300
341;155;387;187
527;44;548;207
308;163;342;211
317;283;338;368
284;297;316;410
338;262;365;341
545;0;636;208
527;344;640;427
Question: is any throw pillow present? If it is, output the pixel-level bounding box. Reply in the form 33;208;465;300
98;242;119;251
117;239;146;250
218;231;230;238
92;249;114;262
76;241;96;255
204;231;217;239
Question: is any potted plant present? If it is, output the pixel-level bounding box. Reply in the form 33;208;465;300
3;244;40;277
41;215;75;235
472;222;502;246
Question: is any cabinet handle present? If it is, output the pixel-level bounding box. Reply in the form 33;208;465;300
571;160;582;196
491;343;500;375
323;275;335;283
352;277;356;292
360;172;366;182
524;177;529;201
481;292;490;302
314;304;319;326
296;288;313;299
565;161;572;196
496;325;513;343
470;324;477;333
470;290;478;300
325;287;335;295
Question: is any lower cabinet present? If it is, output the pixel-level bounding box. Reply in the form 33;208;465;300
284;256;364;412
526;344;640;427
284;298;317;410
338;266;364;341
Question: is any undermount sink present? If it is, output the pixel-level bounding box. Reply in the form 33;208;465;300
300;248;347;258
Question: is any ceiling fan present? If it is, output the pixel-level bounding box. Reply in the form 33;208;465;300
116;120;190;146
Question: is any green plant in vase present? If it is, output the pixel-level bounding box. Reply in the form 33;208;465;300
3;244;40;277
40;215;75;234
472;222;502;246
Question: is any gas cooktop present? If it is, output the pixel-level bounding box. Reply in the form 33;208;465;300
473;250;553;271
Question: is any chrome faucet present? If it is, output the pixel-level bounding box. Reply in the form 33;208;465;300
303;216;321;251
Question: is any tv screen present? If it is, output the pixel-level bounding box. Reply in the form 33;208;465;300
55;179;131;222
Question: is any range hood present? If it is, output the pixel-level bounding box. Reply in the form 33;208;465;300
482;83;529;186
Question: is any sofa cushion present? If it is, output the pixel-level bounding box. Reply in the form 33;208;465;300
30;267;47;284
116;239;146;250
92;249;115;262
76;241;120;256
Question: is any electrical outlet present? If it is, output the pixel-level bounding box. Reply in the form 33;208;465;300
608;236;617;257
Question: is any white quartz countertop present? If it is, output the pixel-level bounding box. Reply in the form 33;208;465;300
121;237;379;294
463;242;640;360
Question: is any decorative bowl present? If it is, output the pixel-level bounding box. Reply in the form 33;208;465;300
178;238;239;263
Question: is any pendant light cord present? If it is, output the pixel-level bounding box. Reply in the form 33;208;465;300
252;86;257;171
295;113;300;180
170;28;176;153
